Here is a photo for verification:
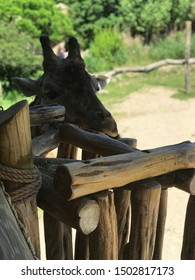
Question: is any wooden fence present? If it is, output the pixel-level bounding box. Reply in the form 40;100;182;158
0;100;195;260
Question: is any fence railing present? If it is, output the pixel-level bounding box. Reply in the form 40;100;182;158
0;100;195;260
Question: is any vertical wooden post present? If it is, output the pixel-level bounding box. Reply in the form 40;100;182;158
127;182;161;259
44;143;77;259
0;100;40;258
89;192;118;260
0;182;35;259
74;150;95;260
114;138;137;259
181;195;195;259
152;188;168;259
185;20;192;94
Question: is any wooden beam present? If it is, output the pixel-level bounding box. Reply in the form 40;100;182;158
106;58;195;77
30;104;65;126
32;129;60;156
59;123;136;156
54;141;195;200
37;174;100;234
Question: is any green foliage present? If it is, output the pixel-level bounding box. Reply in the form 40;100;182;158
0;22;42;95
149;33;195;60
85;28;127;72
0;0;75;42
66;0;120;47
119;0;172;42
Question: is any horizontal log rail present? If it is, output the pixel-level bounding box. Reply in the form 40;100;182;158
30;104;65;126
106;58;195;77
37;174;100;234
54;141;195;200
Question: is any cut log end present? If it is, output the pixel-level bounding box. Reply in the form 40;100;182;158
79;201;100;235
0;100;27;126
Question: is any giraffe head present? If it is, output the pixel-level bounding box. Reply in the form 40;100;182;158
12;35;118;137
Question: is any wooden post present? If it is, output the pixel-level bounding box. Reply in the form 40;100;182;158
127;181;161;259
152;189;168;259
0;100;40;258
185;20;192;94
89;192;118;260
181;195;195;259
75;148;118;260
43;143;77;260
114;138;137;260
0;182;35;259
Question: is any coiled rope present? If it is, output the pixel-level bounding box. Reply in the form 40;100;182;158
0;162;41;203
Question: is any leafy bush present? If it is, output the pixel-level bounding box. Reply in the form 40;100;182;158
85;28;127;72
149;32;195;61
0;22;42;96
149;33;186;60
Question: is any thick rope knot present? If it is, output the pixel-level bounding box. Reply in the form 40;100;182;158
0;162;41;203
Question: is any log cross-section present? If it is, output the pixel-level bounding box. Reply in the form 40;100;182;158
54;141;195;200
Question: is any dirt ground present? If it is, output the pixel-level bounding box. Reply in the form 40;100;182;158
112;85;195;260
39;85;194;260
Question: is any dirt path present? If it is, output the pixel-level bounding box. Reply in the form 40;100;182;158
112;86;195;259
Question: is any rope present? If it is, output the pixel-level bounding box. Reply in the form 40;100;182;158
0;182;38;259
0;162;41;203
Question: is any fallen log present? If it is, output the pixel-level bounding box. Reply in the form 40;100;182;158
37;174;100;234
54;141;195;200
30;104;65;126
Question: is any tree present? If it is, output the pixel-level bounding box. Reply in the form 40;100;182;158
0;0;75;43
0;22;42;95
66;0;121;47
119;0;172;43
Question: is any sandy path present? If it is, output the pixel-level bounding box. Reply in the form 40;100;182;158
112;86;195;259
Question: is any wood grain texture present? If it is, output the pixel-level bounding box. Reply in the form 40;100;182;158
54;141;195;200
0;100;40;257
0;184;35;260
30;104;65;126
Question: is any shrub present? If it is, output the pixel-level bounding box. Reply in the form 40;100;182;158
149;34;186;60
85;28;127;72
0;22;42;96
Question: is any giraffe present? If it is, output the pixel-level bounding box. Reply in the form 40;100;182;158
12;35;118;137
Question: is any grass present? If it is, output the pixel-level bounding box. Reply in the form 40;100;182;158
0;91;33;110
99;65;195;109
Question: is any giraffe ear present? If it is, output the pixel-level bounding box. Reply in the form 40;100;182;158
11;77;40;97
96;75;111;90
90;75;111;92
